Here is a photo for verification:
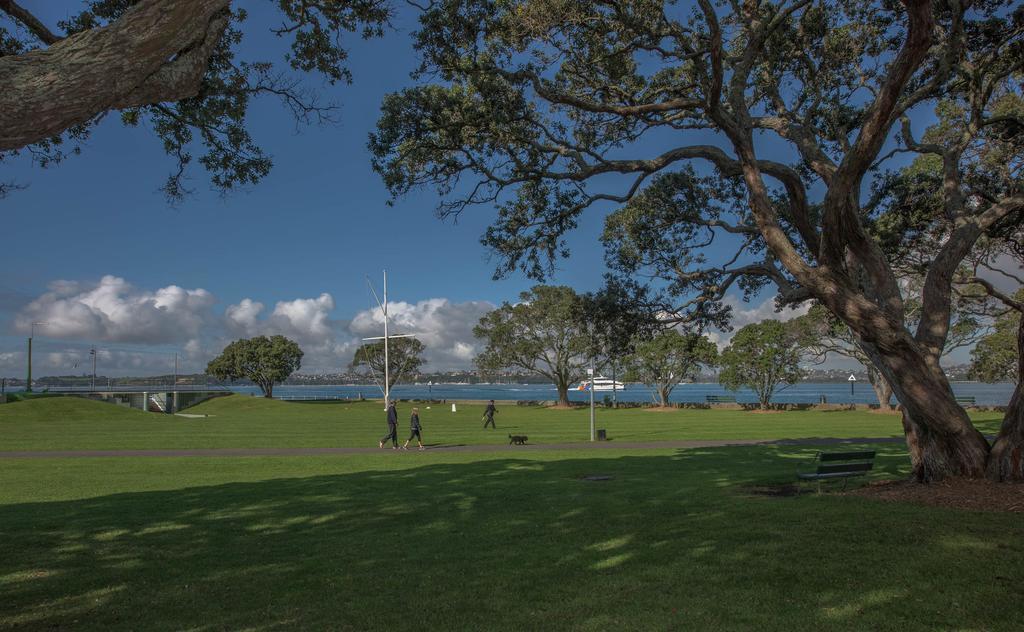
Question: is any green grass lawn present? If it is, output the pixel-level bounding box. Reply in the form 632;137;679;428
0;394;1005;451
1;396;1018;630
1;445;1021;631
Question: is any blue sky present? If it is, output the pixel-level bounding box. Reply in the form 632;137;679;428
0;2;997;377
2;3;574;375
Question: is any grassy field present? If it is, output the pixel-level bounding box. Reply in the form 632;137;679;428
0;394;1005;451
2;447;1022;630
1;396;1019;630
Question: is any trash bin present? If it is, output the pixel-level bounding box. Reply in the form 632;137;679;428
596;429;607;441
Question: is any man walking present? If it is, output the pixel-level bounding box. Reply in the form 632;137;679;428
379;400;399;449
482;400;497;429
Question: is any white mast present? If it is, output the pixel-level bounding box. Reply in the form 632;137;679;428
364;270;417;408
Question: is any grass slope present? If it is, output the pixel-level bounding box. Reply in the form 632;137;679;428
1;446;1021;631
0;394;1005;451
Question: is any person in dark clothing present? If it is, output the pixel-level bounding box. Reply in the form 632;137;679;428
482;400;497;429
403;407;424;451
379;400;399;449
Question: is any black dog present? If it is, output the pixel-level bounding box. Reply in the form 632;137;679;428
508;434;528;445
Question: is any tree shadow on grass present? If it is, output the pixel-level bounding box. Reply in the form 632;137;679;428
1;446;1021;631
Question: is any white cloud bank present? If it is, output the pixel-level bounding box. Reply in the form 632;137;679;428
4;276;496;376
14;276;214;344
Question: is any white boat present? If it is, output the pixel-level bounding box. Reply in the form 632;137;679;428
577;376;626;392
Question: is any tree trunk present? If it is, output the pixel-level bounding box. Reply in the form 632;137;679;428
656;384;671;407
867;367;895;410
557;381;573;407
555;380;570;407
0;0;230;151
861;335;990;481
986;316;1024;481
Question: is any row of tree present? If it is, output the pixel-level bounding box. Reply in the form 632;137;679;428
467;284;1018;411
207;286;1017;411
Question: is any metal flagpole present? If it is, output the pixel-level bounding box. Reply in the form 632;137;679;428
364;271;423;409
383;270;389;407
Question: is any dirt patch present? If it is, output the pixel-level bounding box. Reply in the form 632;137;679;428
849;478;1024;513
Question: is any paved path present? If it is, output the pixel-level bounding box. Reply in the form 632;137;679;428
0;436;905;459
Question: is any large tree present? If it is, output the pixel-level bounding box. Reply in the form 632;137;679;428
474;285;591;406
718;320;805;410
206;335;303;398
0;0;390;200
372;0;1024;480
350;337;426;395
624;330;717;407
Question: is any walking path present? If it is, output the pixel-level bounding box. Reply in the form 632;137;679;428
0;436;905;459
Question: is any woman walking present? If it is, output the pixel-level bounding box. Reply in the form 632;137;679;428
403;407;425;451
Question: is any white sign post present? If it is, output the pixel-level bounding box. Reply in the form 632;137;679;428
848;374;857;399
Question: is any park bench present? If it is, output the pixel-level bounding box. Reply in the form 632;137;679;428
954;396;976;407
797;450;876;492
706;395;737;404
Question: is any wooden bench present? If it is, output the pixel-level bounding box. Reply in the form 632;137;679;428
706;395;737;404
797;450;876;491
954;396;976;407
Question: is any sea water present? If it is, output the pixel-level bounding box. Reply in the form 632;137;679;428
229;381;1016;406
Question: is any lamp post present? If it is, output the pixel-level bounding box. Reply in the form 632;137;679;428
89;347;97;391
26;321;47;393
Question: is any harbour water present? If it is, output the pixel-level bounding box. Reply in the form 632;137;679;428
228;381;1017;406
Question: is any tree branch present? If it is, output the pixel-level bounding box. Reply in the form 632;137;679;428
0;0;61;45
0;0;231;152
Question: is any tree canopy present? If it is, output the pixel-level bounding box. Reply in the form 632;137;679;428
1;0;391;201
718;320;805;409
206;334;303;398
971;310;1020;383
474;285;591;406
350;337;426;394
624;330;718;407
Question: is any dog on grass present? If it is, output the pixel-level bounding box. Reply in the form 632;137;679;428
508;434;528;445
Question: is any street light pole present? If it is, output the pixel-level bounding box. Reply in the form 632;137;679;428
90;347;97;391
26;321;47;393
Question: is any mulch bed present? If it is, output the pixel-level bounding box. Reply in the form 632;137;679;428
849;478;1024;513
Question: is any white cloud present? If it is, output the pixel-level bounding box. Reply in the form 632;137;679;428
349;298;495;370
224;298;264;335
269;294;335;342
14;276;214;344
708;294;811;349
